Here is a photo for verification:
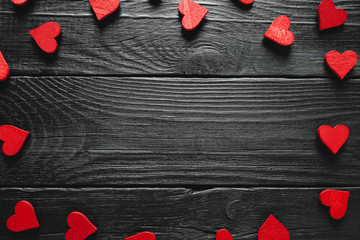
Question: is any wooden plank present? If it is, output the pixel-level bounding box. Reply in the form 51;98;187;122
1;76;360;186
0;187;359;239
0;0;359;76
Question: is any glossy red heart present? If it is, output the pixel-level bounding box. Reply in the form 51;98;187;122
0;125;29;156
11;0;28;6
66;212;97;240
178;0;209;31
317;125;349;154
29;22;61;54
319;189;350;219
216;229;233;240
264;16;294;46
6;201;39;232
0;51;10;81
325;50;357;79
318;0;347;30
126;232;156;240
89;0;120;21
238;0;254;5
258;214;289;240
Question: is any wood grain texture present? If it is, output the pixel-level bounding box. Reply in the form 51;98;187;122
1;76;360;186
0;0;359;76
1;187;359;239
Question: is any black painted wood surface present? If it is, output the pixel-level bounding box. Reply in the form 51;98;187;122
0;0;359;239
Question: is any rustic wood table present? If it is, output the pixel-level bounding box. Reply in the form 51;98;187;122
0;0;359;239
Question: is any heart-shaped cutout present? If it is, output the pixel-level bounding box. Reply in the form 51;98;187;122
178;0;209;31
317;125;349;154
238;0;254;5
11;0;28;6
126;232;156;240
319;189;350;219
89;0;120;21
29;22;61;54
264;16;294;46
0;51;10;81
6;200;39;232
325;50;357;79
318;0;347;31
258;214;289;240
0;125;29;156
66;212;97;240
216;229;233;240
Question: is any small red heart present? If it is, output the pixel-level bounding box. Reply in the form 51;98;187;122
89;0;120;21
325;50;357;79
0;125;29;156
258;214;289;240
11;0;28;6
126;232;156;240
216;229;233;240
319;189;350;219
238;0;254;5
66;212;97;240
264;16;294;46
0;51;10;81
178;0;209;31
6;201;39;232
29;22;61;54
317;125;349;154
318;0;347;31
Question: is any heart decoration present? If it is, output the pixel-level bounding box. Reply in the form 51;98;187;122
126;232;156;240
89;0;120;21
0;125;29;156
317;125;349;154
318;0;347;31
258;214;289;240
319;189;350;219
66;212;97;240
216;229;233;240
0;51;10;81
11;0;28;6
29;22;61;54
264;16;294;46
325;50;357;79
6;200;39;232
238;0;254;5
178;0;209;31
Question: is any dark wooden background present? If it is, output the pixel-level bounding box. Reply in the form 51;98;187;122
0;0;359;239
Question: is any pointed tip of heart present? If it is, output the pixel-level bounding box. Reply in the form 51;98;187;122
89;0;120;21
258;214;290;240
0;51;10;81
238;0;254;5
319;189;350;219
11;0;29;6
7;200;39;232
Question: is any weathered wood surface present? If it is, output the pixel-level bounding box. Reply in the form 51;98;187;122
0;0;359;76
1;188;359;240
1;76;360;187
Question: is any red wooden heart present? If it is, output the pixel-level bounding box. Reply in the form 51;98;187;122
264;16;294;46
0;51;10;81
216;229;233;240
238;0;254;5
29;22;61;54
11;0;28;6
0;125;29;156
317;125;349;154
126;232;156;240
318;0;347;31
258;214;289;240
89;0;120;21
325;50;357;79
6;201;39;232
319;189;350;219
178;0;209;31
66;212;97;240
